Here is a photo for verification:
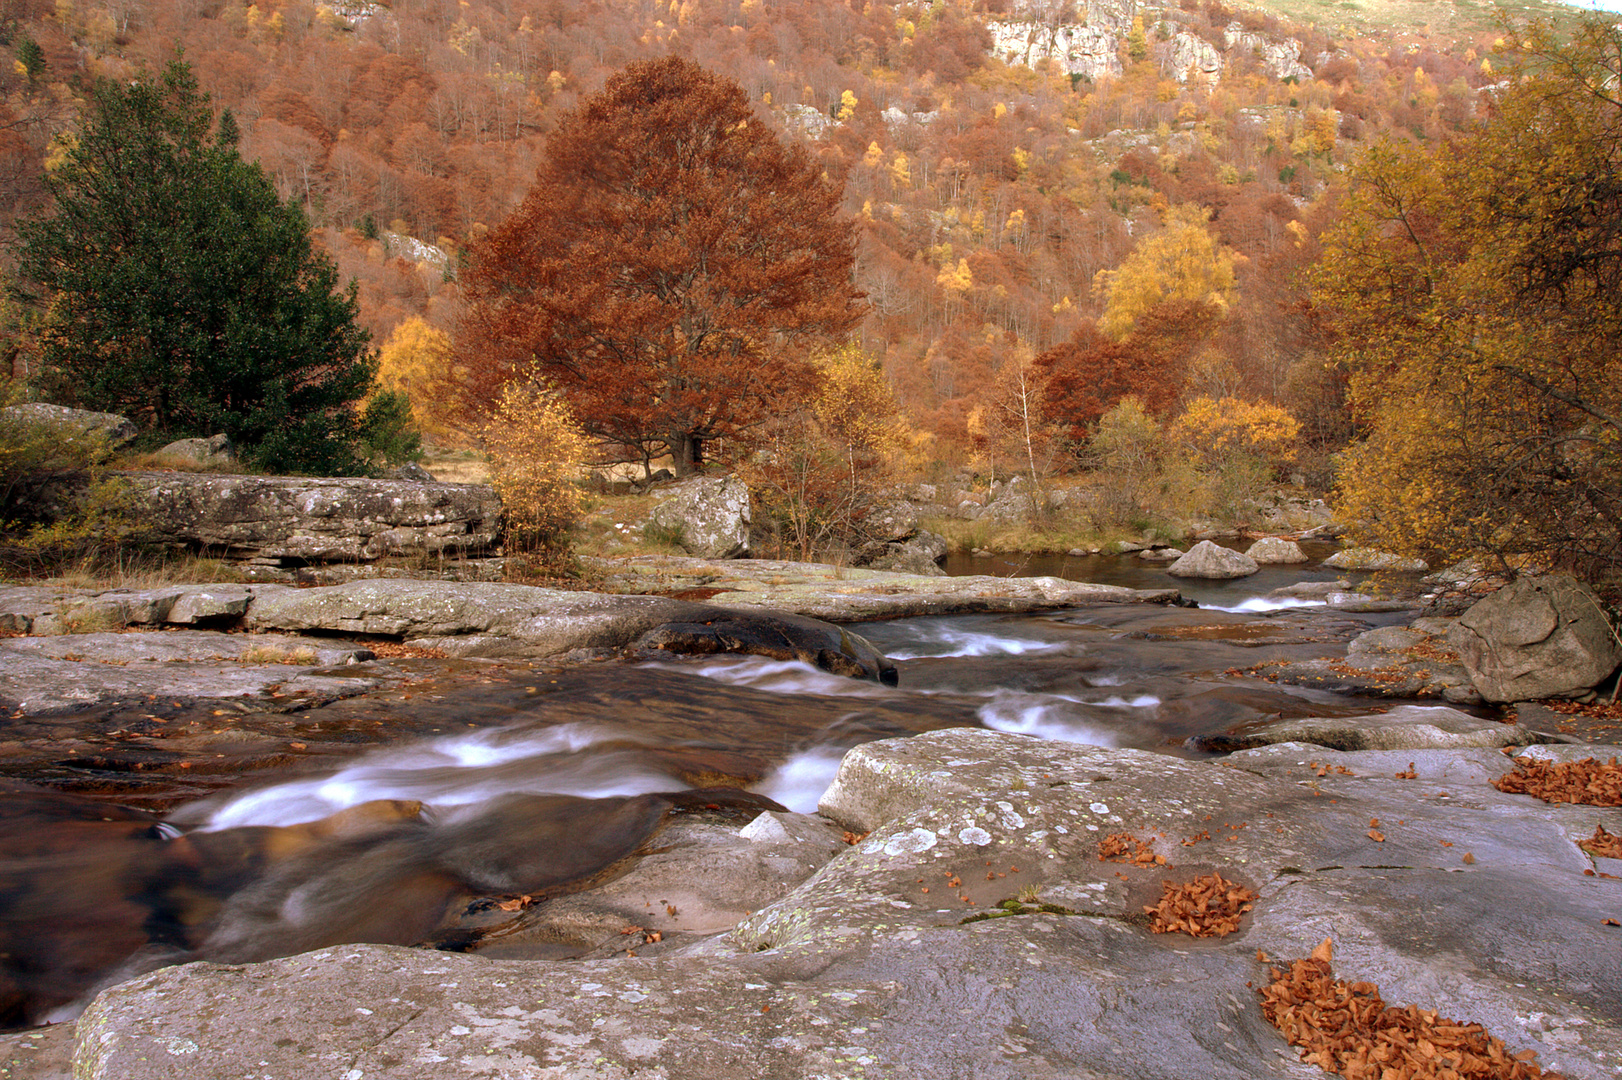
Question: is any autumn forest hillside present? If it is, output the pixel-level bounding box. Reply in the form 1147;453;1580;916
0;0;1592;465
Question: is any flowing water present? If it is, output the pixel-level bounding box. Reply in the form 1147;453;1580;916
0;549;1426;1027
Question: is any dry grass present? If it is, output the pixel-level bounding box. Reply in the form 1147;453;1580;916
114;450;237;473
240;643;319;665
23;549;248;590
420;445;491;485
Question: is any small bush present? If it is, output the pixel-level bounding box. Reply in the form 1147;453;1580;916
483;376;589;573
1087;396;1162;527
359;389;424;469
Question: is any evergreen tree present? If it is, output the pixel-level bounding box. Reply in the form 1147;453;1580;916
17;60;376;475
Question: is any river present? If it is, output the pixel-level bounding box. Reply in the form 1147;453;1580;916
0;549;1430;1028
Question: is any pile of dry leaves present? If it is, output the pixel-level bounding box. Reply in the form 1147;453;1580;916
1259;939;1560;1080
1098;832;1168;867
1492;756;1622;806
1578;824;1622;859
1145;871;1256;938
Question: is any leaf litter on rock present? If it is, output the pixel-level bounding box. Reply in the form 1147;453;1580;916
1145;871;1256;938
1259;938;1563;1080
1493;756;1622;805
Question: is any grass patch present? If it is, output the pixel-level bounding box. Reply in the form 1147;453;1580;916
419;443;491;485
9;547;248;590
240;643;319;665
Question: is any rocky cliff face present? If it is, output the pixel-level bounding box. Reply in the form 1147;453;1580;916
117;472;503;565
987;0;1316;87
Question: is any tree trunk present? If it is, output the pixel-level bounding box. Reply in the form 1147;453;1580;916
672;433;703;476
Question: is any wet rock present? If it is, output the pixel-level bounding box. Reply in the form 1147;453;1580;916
1265;579;1350;600
73;729;1622;1080
1188;703;1548;754
587;555;1182;620
0;1022;73;1080
244;579;897;682
1250;622;1480;703
459;810;852;961
0;630;385;716
111;472;501;563
1322;547;1429;572
1167;540;1259;579
1449;574;1622;703
1244;537;1307;564
648;476;750;558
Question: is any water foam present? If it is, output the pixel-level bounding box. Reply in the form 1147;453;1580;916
975;690;1121;747
189;723;681;831
1198;597;1328;614
752;745;849;814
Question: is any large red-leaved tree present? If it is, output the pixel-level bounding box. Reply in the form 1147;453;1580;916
458;55;865;475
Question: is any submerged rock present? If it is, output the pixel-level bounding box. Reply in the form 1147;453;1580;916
1188;703;1549;753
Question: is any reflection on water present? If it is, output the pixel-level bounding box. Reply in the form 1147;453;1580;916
3;559;1429;1028
941;540;1361;609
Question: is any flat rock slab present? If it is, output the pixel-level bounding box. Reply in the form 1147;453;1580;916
0;630;384;715
73;730;1621;1080
0;583;287;634
115;471;502;562
1189;703;1552;753
245;579;897;681
587;555;1182;620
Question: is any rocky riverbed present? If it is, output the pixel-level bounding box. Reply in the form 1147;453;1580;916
0;560;1619;1080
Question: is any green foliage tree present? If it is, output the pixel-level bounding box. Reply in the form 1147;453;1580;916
17;60;376;475
1314;15;1622;590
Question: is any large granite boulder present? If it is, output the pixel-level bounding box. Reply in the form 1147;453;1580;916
115;472;502;563
0;403;137;449
70;730;1621;1080
1243;536;1307;564
153;434;236;469
1167;539;1259;579
1323;547;1429;572
648;476;751;558
1449;574;1622;702
861;529;948;576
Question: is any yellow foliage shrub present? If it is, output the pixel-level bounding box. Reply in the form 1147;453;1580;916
482;377;589;569
374;317;462;440
1167;396;1300;469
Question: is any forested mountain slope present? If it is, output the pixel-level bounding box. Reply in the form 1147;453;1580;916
0;0;1589;455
